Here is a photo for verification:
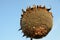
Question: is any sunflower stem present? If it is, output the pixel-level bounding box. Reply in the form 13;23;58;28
31;38;32;40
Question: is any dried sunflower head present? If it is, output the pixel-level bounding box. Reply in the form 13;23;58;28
20;5;53;39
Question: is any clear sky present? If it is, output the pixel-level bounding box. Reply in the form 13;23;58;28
0;0;60;40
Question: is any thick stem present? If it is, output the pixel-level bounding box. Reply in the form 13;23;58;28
31;38;32;40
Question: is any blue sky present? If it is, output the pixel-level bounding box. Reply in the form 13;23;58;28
0;0;60;40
